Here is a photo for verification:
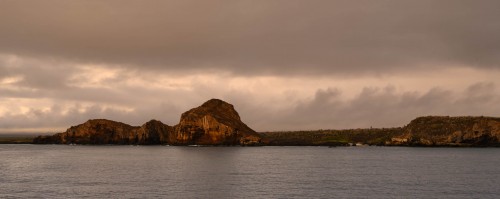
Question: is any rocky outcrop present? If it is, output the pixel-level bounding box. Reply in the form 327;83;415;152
32;99;499;147
138;120;176;144
261;116;500;147
173;99;262;146
387;116;500;146
33;119;173;145
33;99;262;146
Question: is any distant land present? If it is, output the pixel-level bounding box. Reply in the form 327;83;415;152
2;99;499;147
32;99;262;146
0;134;34;144
261;116;500;147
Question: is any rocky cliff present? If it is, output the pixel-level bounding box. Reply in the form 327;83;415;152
33;99;261;146
261;116;500;147
173;99;261;145
387;116;500;146
33;119;173;145
31;99;500;147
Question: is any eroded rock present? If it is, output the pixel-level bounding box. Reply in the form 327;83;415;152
173;99;262;145
388;116;500;146
33;119;173;145
33;99;262;146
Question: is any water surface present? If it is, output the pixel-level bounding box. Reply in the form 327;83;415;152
1;145;499;198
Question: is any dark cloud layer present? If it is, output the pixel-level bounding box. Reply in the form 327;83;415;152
1;1;500;133
1;0;500;75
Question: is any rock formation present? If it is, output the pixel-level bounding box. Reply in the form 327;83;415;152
139;120;175;144
33;119;173;145
31;99;500;147
33;99;262;146
261;116;500;147
173;99;261;145
387;116;500;146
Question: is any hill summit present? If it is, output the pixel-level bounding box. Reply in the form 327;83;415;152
175;99;261;145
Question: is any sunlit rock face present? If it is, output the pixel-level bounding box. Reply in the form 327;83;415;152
388;116;500;146
174;99;262;146
33;119;173;145
33;99;262;146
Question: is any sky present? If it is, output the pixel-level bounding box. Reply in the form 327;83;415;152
1;0;500;133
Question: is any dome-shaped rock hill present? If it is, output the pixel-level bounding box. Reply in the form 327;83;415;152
174;99;261;145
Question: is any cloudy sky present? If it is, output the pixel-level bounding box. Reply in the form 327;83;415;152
1;0;500;133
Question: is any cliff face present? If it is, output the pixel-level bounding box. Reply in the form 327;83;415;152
139;120;176;144
33;119;173;145
174;99;262;145
33;99;261;145
31;99;500;147
388;116;500;146
260;116;500;147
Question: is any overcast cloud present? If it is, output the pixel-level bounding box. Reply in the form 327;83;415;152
1;0;500;133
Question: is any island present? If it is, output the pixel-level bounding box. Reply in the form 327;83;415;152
33;99;261;146
28;99;500;147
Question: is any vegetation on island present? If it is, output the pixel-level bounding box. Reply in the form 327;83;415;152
260;128;403;146
0;135;36;144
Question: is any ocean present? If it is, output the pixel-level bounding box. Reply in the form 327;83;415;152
1;145;499;198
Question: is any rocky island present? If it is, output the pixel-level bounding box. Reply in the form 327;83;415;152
33;99;500;147
387;116;500;147
261;116;500;147
33;99;262;146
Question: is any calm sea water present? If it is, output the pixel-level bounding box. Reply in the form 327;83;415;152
1;145;499;199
